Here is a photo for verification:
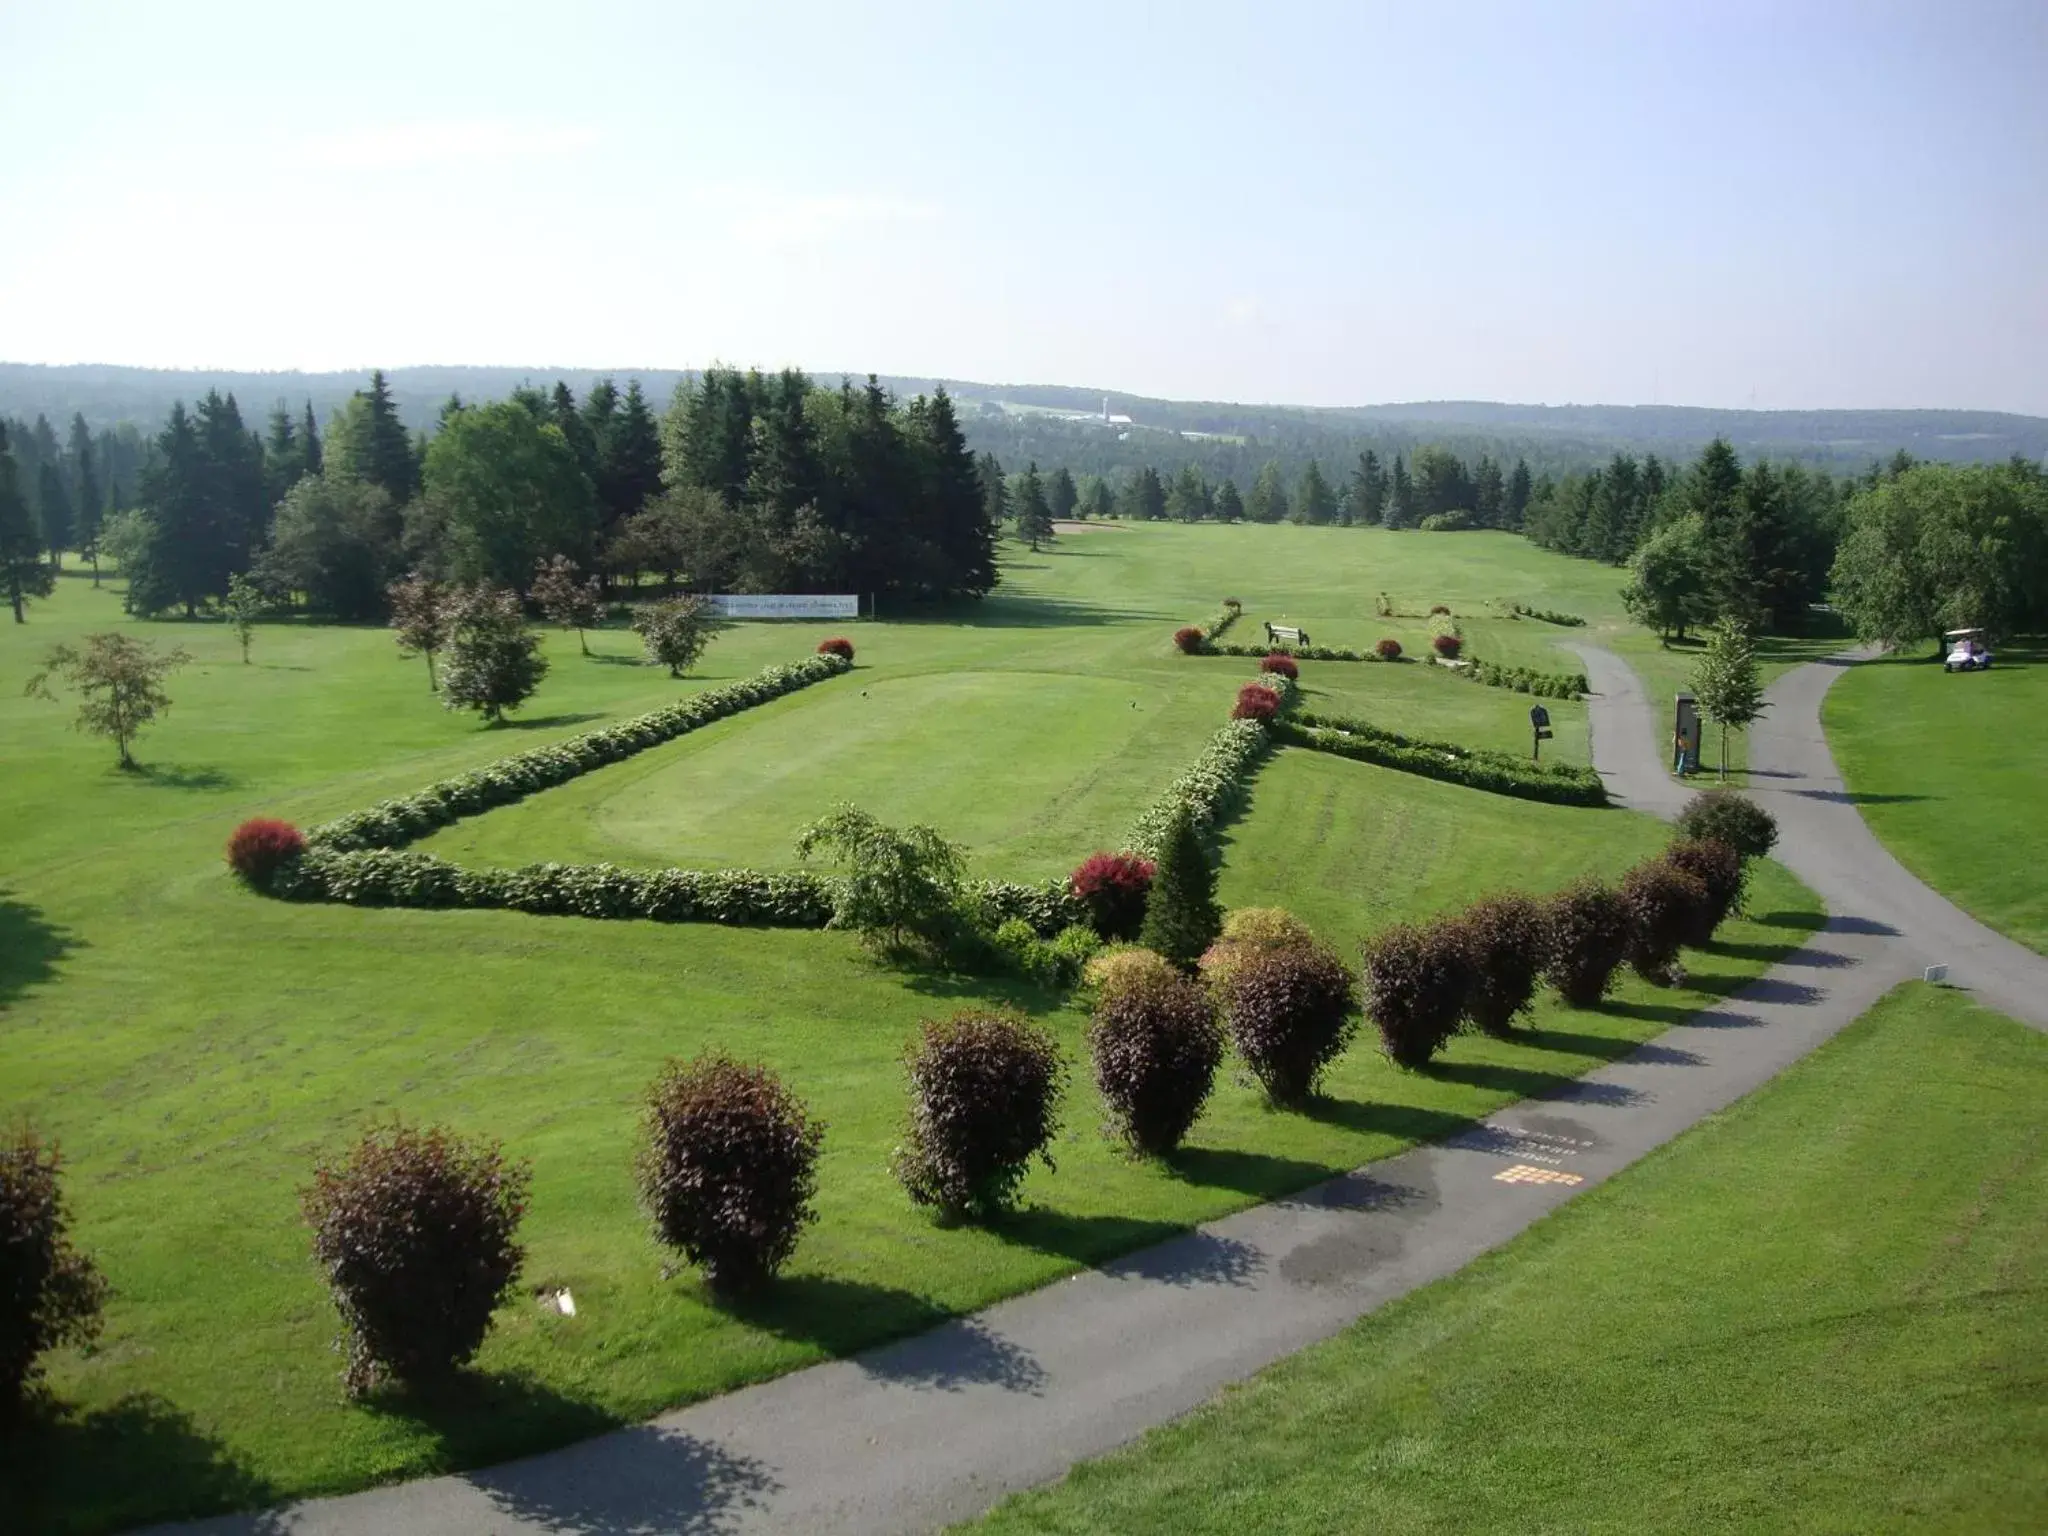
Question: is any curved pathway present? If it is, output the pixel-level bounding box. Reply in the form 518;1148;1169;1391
155;649;2033;1536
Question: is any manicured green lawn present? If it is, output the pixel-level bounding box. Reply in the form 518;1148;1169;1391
970;983;2048;1534
0;528;1817;1533
1824;642;2048;954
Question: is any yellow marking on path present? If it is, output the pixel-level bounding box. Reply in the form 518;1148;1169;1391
1494;1164;1585;1187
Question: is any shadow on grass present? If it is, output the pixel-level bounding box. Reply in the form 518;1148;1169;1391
497;712;607;731
1166;1144;1349;1201
0;892;76;1008
991;1206;1189;1268
587;652;651;667
125;761;239;790
882;590;1167;630
471;1422;779;1536
1791;789;1932;806
0;1392;286;1534
1297;1097;1474;1144
356;1369;622;1474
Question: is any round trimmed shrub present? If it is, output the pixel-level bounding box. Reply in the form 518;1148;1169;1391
894;1009;1065;1221
1173;626;1206;655
1;1129;108;1415
1361;920;1473;1068
1665;837;1746;940
1374;637;1403;660
1197;906;1316;992
1230;681;1281;721
1088;965;1225;1156
1431;633;1464;659
1223;597;1242;613
816;636;855;662
1218;942;1359;1106
1429;603;1451;616
302;1124;531;1396
1084;944;1180;998
1069;851;1156;941
1541;880;1633;1007
1456;892;1547;1037
1259;652;1299;680
227;817;305;887
637;1055;824;1294
1620;860;1712;985
1676;791;1778;859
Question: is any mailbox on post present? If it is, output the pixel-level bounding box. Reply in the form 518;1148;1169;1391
1530;703;1553;761
1674;692;1702;776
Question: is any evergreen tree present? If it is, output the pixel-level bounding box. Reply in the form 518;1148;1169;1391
1679;438;1749;618
1504;457;1533;528
194;391;270;584
908;386;997;598
36;461;73;566
1079;474;1116;521
1343;450;1384;526
263;401;306;507
604;380;665;534
1131;465;1167;522
1166;464;1211;522
1048;465;1079;522
1;422;54;621
300;400;323;479
1690;616;1767;780
1294;460;1337;525
551;381;599;485
1014;462;1055;550
1386;454;1415;528
978;451;1010;529
1408;446;1471;521
1137;809;1222;970
1473;454;1505;526
68;414;101;566
131;402;210;615
1213;476;1245;522
1247;460;1289;523
361;369;420;506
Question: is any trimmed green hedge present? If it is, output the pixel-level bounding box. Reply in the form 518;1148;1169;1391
1277;711;1607;807
1459;655;1588;699
972;879;1089;938
1208;640;1401;663
1513;604;1587;627
307;654;852;854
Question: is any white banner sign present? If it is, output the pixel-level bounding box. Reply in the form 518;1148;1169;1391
707;594;860;619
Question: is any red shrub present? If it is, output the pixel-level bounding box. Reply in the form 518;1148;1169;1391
1088;966;1224;1155
1541;880;1632;1007
1;1129;108;1413
1069;852;1156;941
1230;682;1280;721
1259;653;1299;680
1361;920;1473;1068
1431;633;1464;659
1375;637;1403;660
816;636;855;662
1621;859;1712;984
1173;626;1207;655
895;1010;1065;1220
1218;943;1359;1106
227;818;305;887
1664;837;1745;941
1455;893;1547;1037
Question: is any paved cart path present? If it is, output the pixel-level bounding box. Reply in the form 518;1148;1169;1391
155;648;2037;1536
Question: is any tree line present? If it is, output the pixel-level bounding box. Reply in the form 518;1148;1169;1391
3;366;1000;624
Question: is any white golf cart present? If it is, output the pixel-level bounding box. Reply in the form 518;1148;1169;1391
1942;628;1993;673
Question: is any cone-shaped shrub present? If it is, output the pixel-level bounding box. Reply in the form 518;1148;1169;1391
895;1009;1065;1221
1088;964;1225;1156
1456;892;1548;1037
1665;837;1746;940
1676;791;1778;858
1432;633;1464;659
1541;879;1633;1008
1259;653;1299;680
302;1124;531;1396
1230;682;1280;721
1138;809;1222;970
1375;637;1403;660
1;1130;108;1415
1173;626;1206;655
816;636;855;662
1219;942;1359;1105
227;817;305;887
1069;851;1156;941
1620;860;1712;985
1361;920;1473;1068
637;1055;824;1294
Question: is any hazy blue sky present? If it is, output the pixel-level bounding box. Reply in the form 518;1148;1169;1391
3;1;2043;412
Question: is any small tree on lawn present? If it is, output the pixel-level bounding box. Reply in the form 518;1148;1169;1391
633;594;719;677
388;572;450;689
1138;809;1222;970
796;803;967;957
1014;463;1055;552
1690;615;1768;779
439;584;548;724
223;571;266;663
531;554;602;656
26;632;191;767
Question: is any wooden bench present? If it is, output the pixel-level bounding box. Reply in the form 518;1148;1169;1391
1264;622;1309;647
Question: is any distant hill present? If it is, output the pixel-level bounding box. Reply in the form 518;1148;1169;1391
4;363;2042;476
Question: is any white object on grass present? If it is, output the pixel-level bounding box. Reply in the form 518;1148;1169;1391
1924;964;1949;984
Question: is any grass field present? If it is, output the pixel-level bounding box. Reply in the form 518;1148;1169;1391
1824;643;2048;956
970;982;2048;1534
0;527;1818;1533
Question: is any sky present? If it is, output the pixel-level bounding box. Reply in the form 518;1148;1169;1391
2;0;2044;414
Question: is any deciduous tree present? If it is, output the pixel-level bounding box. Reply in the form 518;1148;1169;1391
530;554;602;654
388;572;450;688
26;632;192;766
1690;616;1767;779
439;584;548;723
632;593;719;676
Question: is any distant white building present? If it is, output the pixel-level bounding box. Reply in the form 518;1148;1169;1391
1100;395;1133;426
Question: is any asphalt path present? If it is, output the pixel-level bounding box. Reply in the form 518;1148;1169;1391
150;645;2039;1536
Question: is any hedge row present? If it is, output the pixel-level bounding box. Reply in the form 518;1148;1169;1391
274;850;841;925
1124;719;1271;860
1275;712;1607;807
1459;655;1588;699
1513;604;1587;627
307;653;853;854
1208;640;1399;663
972;878;1090;939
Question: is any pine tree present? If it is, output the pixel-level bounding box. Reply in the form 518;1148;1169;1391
132;402;209;615
607;381;665;533
1166;464;1210;522
1137;809;1221;970
1680;438;1748;618
68;414;101;567
1213;476;1245;522
300;400;324;479
342;369;420;507
1473;454;1505;526
1343;450;1383;526
37;461;73;567
1132;465;1167;522
1247;460;1289;523
1690;615;1767;780
1294;460;1336;525
1505;458;1533;528
263;401;304;506
908;386;997;597
978;451;1010;529
551;381;599;485
1;422;55;621
1386;454;1414;528
1079;474;1115;521
1014;462;1055;550
1048;466;1079;522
